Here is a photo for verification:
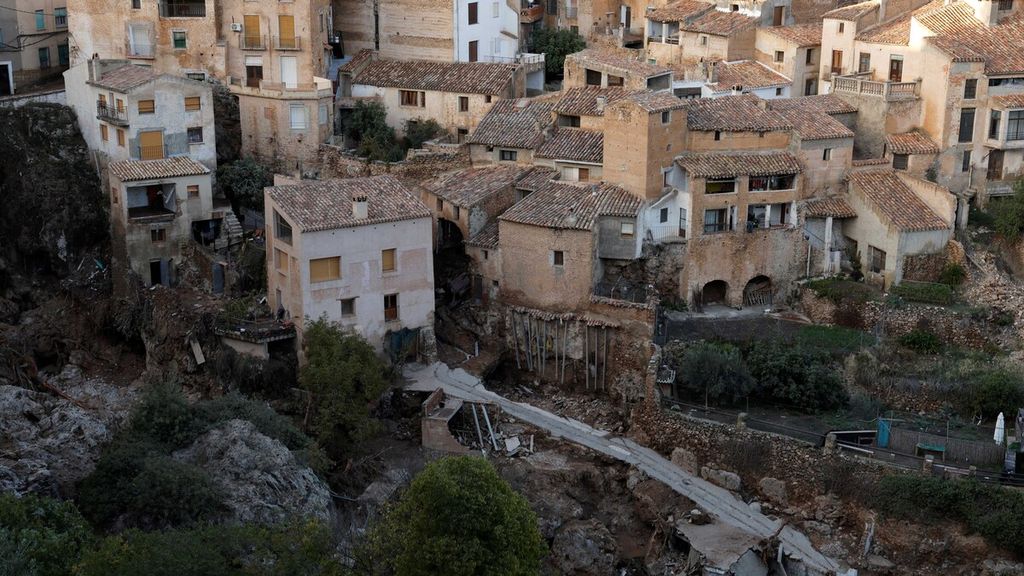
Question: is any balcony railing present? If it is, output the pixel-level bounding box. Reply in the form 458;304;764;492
96;101;128;125
125;41;155;58
139;145;166;160
159;1;206;17
273;35;302;50
831;74;920;101
240;35;266;50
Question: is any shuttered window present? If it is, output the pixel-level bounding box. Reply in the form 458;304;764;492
309;257;341;282
138;99;155;114
100;124;108;141
185;96;201;111
381;249;396;272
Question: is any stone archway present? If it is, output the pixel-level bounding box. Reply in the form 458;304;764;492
701;280;729;305
743;275;773;308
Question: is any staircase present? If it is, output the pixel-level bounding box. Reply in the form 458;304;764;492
214;211;244;251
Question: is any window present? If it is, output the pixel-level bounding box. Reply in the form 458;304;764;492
962;149;971;172
731;3;739;10
457;128;468;142
964;78;977;99
468;40;478;62
773;5;784;25
35;10;44;30
749;174;796;191
384;294;399;321
958;108;976;142
700;35;707;46
660;207;669;223
713;131;721;141
100;124;109;141
400;90;424;107
838;22;845;33
319;103;328;125
892;153;909;170
132;0;140;8
459;96;469;112
436;198;443;211
454;206;461;219
703;208;728;234
340;298;356;317
186;72;206;81
274;210;292;244
483;250;489;260
775;87;783;96
274;249;288;272
289;104;307;130
111;187;118;204
187;184;200;198
184;96;201;111
54;7;67;28
1007;110;1024;140
552;250;564;266
172;30;187;49
822;148;832;161
999;0;1013;9
310;257;341;282
382;249;396;272
187;127;203;144
546;0;557;14
38;47;50;68
661;110;671;124
138;99;155;114
868;245;886;273
858;52;870;73
485;95;492;103
805;48;814;65
116;129;125;147
499;149;518;161
577;167;590;181
990;110;1001;139
492;1;499;17
774;50;784;63
151;228;166;243
468;2;478;24
620;222;635;238
705;178;736;194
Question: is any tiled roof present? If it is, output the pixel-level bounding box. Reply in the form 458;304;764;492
466;222;499;249
339;49;373;74
516;166;558;191
109;157;210;182
768;98;854;140
647;0;715;22
886;131;939;155
467;99;554;148
856;0;980;45
676;152;803;178
852;158;890;166
267;176;429;232
554;86;632;116
625;90;688;112
847;170;949;231
499;181;642;230
770;94;857;115
929;18;1024;74
353;58;518;94
536;128;604;164
992;94;1024;108
823;0;878;20
682;10;756;36
421;165;528;208
91;64;157;92
855;14;911;44
707;60;791;92
804;196;857;218
759;23;823;47
566;48;673;78
686;94;792;132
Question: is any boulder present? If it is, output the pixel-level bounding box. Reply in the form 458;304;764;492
670;448;698;474
173;419;332;525
549;518;618;576
758;477;789;506
701;466;741;491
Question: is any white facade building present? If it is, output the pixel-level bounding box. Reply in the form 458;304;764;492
454;0;521;62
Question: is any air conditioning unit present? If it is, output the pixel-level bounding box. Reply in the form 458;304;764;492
230;22;242;32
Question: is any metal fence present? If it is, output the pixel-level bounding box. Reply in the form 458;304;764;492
593;281;649;304
886;426;1006;467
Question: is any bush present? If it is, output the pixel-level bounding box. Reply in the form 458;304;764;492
794;325;872;355
898;329;942;354
747;340;848;411
939;263;967;286
969;203;995;228
529;28;586;77
216;157;272;212
965;367;1024;419
992;179;1024;240
404;118;443;149
343;101;404;162
126;457;225;529
214;346;297;399
804;278;875;305
890;281;954;305
675;342;754;405
0;493;93;576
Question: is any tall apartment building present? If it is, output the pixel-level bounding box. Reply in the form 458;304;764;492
67;0;335;171
0;0;70;94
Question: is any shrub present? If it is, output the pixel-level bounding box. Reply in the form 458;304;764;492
964;367;1024;419
216;157;272;212
939;263;967;286
343;101;404;162
0;493;93;576
969;203;995;228
898;329;942;354
675;342;754;405
214;346;297;399
992;179;1024;240
128;380;205;449
126;457;225;529
404;118;443;149
890;281;954;305
804;278;874;305
794;325;872;355
747;340;848;411
529;27;586;77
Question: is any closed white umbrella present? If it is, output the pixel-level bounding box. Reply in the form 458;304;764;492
995;412;1006;446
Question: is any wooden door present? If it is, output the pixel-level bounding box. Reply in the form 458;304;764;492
278;15;295;49
988;149;1004;181
889;58;903;82
773;6;784;25
468;40;478;62
243;15;260;46
831;50;842;74
578;167;590;181
139;130;164;160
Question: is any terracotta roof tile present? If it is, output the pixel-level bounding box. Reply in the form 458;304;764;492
499;181;641;230
768;97;855;140
536;128;604;164
339;49;374;74
855;14;911;44
686;94;792;132
466;221;500;249
847;170;949;231
109;157;210;182
676;151;803;178
856;0;980;45
804;196;857;218
421;165;528;208
516;166;558;191
353;58;518;94
759;23;823;47
993;94;1024;108
929;18;1024;74
823;0;878;20
267;176;429;232
90;64;157;92
647;0;715;22
554;86;633;116
566;48;673;78
886;131;939;154
467;99;554;148
852;158;890;166
625;90;688;112
707;60;791;92
682;10;756;36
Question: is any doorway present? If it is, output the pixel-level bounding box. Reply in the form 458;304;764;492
889;56;903;82
0;62;11;95
988;149;1004;181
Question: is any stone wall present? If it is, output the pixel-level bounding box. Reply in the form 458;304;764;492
318;143;470;181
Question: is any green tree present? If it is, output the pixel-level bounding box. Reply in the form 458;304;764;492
360;456;545;576
529;28;585;78
343;101;403;162
964;366;1024;420
675;342;754;405
217;157;273;212
992;179;1024;240
300;317;389;456
747;340;848;411
0;493;93;576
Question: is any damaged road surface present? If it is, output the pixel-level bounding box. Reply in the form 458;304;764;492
405;363;841;576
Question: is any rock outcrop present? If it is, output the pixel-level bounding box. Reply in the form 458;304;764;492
550;518;618;576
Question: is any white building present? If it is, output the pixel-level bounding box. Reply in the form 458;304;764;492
264;176;436;357
453;0;521;63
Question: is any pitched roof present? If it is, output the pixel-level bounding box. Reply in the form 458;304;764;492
554;86;632;116
759;23;823;47
421;165;528;208
339;49;374;74
536;128;604;164
267;176;429;232
856;0;980;45
682;10;756;36
707;60;791;92
467;99;554;148
353;58;518;94
499;181;642;230
804;196;857;218
109;157;210;182
886;131;939;154
566;48;673;78
90;64;157;92
823;0;878;20
625;90;688;112
676;152;803;178
647;0;715;22
686;94;792;132
466;221;500;249
847;170;949;231
855;14;911;44
768;97;855;140
928;18;1024;74
515;166;558;191
992;94;1024;108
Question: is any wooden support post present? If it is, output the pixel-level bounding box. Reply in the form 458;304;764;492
510;312;521;369
584;325;589;390
541;321;547;378
602;328;609;392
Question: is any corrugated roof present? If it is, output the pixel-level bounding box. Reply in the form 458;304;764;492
499;181;641;230
686;94;792;132
554;86;633;116
848;170;949;231
886;131;939;154
90;64;157;92
467;99;554;149
804;196;857;218
759;23;823;47
109;157;210;182
707;60;791;92
566;48;673;78
676;151;803;178
647;0;715;22
536;128;604;164
421;165;529;208
682;10;756;36
353;58;518;94
267;176;429;232
466;221;500;249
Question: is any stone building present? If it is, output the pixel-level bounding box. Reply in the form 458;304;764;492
602;90;689;201
700;59;792;99
466;97;555;164
535;127;605;182
264;176;435;355
754;23;822;96
0;0;69;94
553;86;632;129
419;164;528;247
644;3;757;75
563;48;673;91
768;94;857;195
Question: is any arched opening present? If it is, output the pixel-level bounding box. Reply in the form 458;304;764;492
701;280;729;306
743;275;773;308
435;218;469;305
438;218;464;250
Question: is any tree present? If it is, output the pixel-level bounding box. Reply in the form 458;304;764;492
217;157;273;213
992;179;1024;240
0;493;93;576
343;101;403;162
675;342;754;405
747;340;848;411
359;456;546;576
300;317;389;456
404;118;444;150
529;28;585;78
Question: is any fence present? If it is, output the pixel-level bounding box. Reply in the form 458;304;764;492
593;281;649;304
885;426;1006;467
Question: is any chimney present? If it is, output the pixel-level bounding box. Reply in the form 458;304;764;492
352;195;368;220
596;95;607;113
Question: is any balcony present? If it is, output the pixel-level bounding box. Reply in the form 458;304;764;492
273;35;302;50
159;1;206;17
128;205;175;221
831;74;920;101
228;77;334;99
520;3;543;22
239;35;266;50
125;41;155;59
96;101;128;126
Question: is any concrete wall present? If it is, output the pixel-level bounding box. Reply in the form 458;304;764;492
597;215;641;260
498;220;595;311
453;0;520;62
469;144;536;165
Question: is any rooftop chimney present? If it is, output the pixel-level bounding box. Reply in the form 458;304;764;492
352;195;368;220
596;95;607;113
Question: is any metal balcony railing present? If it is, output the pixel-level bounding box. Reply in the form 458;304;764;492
96;101;128;125
159;1;206;17
273;35;301;50
240;34;266;50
